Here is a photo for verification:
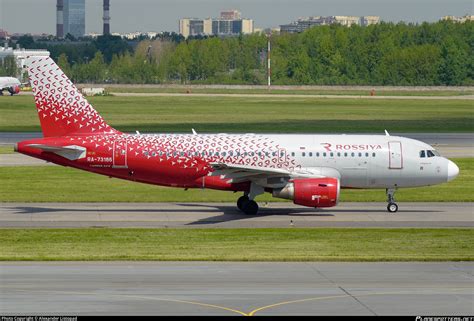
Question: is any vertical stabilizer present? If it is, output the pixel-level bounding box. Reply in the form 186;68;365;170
26;56;117;137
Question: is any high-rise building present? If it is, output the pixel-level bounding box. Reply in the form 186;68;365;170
179;10;253;38
280;15;380;33
59;0;85;38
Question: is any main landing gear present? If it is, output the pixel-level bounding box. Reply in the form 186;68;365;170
386;188;398;213
237;183;264;215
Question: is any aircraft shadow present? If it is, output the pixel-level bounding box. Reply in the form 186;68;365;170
6;203;442;226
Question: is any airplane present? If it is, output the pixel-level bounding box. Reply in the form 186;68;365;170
15;56;460;214
0;77;21;96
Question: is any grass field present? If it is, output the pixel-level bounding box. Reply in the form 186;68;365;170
1;95;473;133
0;145;14;154
107;87;474;96
0;228;472;261
0;158;471;202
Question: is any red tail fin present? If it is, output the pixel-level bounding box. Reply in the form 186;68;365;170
25;56;117;137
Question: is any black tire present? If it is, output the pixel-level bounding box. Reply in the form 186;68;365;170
242;200;259;215
237;195;249;210
387;203;398;213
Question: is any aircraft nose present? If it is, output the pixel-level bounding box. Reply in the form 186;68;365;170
447;160;459;182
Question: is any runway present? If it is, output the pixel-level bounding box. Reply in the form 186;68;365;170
0;202;472;228
1;262;472;315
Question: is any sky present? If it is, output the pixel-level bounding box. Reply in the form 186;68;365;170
0;0;472;34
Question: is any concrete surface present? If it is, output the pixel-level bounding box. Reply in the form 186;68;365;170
0;202;472;228
1;262;472;315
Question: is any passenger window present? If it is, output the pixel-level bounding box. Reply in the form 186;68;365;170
372;153;376;157
323;152;327;157
365;153;369;157
337;152;341;157
291;152;295;157
222;152;226;157
351;152;355;157
344;152;348;157
302;152;306;157
309;152;313;157
358;153;362;157
316;152;320;157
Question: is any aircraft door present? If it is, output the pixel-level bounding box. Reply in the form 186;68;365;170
278;148;287;165
388;141;403;169
113;139;128;168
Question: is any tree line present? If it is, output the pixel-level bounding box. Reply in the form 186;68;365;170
3;21;473;85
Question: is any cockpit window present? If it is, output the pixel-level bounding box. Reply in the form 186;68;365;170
427;150;436;158
420;150;426;158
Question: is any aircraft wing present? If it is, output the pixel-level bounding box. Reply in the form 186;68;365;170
210;162;291;176
27;144;87;161
209;162;334;187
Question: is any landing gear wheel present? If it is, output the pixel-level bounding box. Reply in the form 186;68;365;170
242;200;259;215
237;195;249;210
387;203;398;213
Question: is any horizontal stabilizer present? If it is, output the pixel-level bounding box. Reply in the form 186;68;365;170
27;144;86;161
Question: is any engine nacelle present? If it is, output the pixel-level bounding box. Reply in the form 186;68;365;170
8;85;20;95
272;177;340;208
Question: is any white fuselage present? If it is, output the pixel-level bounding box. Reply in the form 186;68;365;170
223;134;458;189
0;77;20;90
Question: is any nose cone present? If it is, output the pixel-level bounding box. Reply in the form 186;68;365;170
447;160;459;182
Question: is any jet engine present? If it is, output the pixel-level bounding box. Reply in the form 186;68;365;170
7;85;20;95
272;177;340;208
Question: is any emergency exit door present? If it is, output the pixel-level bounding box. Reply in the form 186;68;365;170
388;141;403;169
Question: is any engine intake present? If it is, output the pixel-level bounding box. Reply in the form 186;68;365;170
272;177;340;208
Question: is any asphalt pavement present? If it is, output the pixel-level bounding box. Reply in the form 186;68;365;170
0;202;472;228
1;262;472;315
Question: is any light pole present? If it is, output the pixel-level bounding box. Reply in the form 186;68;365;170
267;33;271;90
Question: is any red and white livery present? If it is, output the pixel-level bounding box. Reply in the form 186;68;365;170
16;57;459;214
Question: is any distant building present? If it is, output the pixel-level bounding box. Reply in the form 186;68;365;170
220;10;241;20
441;15;474;23
280;15;380;33
0;29;9;39
57;0;85;38
179;10;253;38
64;0;85;38
0;44;50;79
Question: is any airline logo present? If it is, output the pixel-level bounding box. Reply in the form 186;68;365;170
321;143;382;152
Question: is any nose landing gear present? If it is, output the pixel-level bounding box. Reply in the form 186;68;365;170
386;188;398;213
